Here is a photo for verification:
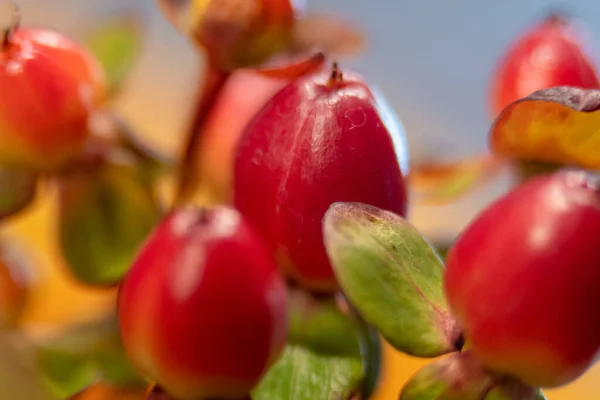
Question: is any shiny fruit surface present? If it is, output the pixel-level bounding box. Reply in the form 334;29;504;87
118;206;287;400
0;28;106;170
489;14;600;118
234;65;409;292
444;169;600;388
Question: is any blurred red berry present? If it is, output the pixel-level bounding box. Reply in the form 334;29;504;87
489;14;600;118
0;27;106;171
118;206;287;400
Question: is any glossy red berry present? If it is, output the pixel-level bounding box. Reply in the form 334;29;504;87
0;27;106;170
118;206;287;400
489;13;600;117
234;64;409;292
444;169;600;388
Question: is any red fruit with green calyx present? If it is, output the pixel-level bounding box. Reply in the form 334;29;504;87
0;27;106;171
444;169;600;388
234;63;409;292
489;13;600;117
118;206;287;400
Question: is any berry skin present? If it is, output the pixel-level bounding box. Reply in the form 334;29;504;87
444;169;600;388
234;65;409;292
0;28;106;171
489;14;600;117
118;206;287;400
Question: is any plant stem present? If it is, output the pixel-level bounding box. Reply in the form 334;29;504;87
2;0;21;49
514;160;561;184
172;63;231;207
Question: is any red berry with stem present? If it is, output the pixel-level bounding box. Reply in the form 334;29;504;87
489;13;600;118
444;169;600;388
234;63;409;292
118;206;287;400
0;21;106;171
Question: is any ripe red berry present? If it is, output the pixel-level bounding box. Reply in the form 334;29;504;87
234;64;409;292
489;14;600;117
0;27;106;170
444;169;600;388
118;206;287;400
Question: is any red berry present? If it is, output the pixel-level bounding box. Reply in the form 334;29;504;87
0;28;106;171
444;169;600;388
118;206;287;400
489;14;600;117
234;64;409;292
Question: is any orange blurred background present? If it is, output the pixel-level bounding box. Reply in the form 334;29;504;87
6;0;600;399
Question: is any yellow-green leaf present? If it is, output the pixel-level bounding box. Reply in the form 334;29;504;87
323;202;460;357
84;15;143;95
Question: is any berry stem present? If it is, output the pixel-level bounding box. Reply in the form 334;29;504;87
1;0;20;50
172;63;231;207
327;61;344;86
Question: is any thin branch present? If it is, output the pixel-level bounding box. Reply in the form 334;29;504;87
172;64;231;207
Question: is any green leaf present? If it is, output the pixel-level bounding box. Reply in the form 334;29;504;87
485;382;547;400
253;290;372;400
0;333;59;400
0;166;37;220
287;290;362;357
400;352;493;400
323;202;460;358
252;344;363;400
36;314;145;397
84;15;143;95
400;352;547;400
38;348;97;398
57;158;161;286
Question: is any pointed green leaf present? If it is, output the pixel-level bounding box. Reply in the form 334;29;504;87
253;290;373;400
36;314;145;397
0;166;37;220
38;348;97;398
485;381;547;400
287;289;362;358
84;15;143;95
400;352;493;400
0;333;59;400
57;158;161;286
323;202;460;357
252;344;362;400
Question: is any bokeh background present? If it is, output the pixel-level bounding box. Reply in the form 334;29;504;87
5;0;600;399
